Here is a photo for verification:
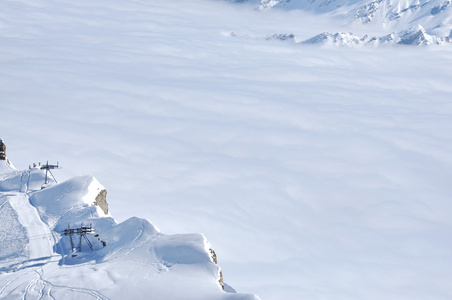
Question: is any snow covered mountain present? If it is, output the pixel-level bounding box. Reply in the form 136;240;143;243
303;24;452;45
228;24;451;45
0;141;259;299
240;0;452;45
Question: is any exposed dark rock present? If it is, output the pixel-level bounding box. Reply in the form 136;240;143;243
93;189;109;215
353;0;384;23
209;247;224;290
266;33;295;41
431;0;451;14
0;139;6;161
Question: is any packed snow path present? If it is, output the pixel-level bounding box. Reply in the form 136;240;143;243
7;192;53;262
18;170;31;193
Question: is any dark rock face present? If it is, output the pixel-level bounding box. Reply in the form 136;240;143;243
209;247;225;290
266;33;295;41
94;189;109;215
431;0;451;15
0;140;6;160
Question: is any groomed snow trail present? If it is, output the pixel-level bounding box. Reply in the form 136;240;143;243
19;170;30;193
7;192;53;261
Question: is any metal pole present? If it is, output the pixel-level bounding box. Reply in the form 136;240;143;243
79;223;83;252
68;224;74;253
48;169;57;183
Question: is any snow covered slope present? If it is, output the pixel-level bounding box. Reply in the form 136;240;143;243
259;0;452;28
0;159;259;299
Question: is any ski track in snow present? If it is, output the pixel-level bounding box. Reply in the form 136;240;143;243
0;190;110;300
102;219;149;262
27;268;110;300
8;193;53;260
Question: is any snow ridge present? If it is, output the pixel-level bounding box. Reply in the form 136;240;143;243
303;25;452;45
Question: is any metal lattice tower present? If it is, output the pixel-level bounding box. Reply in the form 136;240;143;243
63;224;95;257
40;161;60;185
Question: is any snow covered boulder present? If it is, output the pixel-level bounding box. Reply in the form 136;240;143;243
29;175;110;225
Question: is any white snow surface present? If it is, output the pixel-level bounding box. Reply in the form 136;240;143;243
0;164;256;299
1;0;452;299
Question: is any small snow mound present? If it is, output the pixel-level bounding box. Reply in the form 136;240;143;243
154;233;212;266
30;175;108;224
224;283;238;293
0;160;16;175
266;33;295;41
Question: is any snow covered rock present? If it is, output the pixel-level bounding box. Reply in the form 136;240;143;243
266;33;296;41
303;32;367;46
29;175;110;224
0;139;6;160
398;24;451;45
94;189;109;215
352;0;385;23
431;0;451;14
0;139;14;170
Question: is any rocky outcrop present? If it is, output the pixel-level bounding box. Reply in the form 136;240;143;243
93;189;109;214
353;0;385;23
266;33;295;41
0;139;6;160
209;247;225;290
431;0;451;14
